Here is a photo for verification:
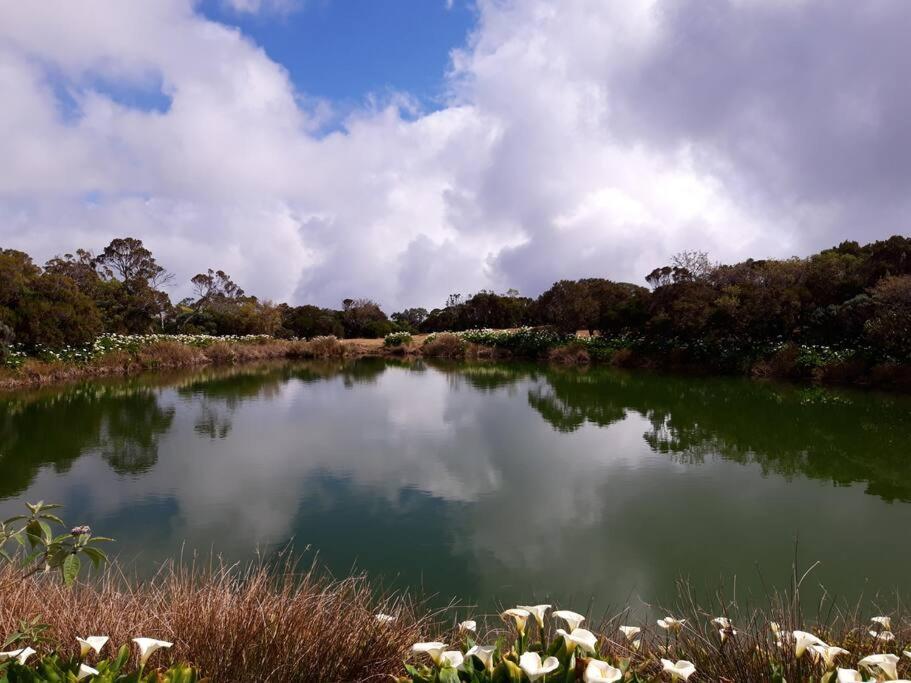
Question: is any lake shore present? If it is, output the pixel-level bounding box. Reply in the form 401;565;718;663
2;331;910;392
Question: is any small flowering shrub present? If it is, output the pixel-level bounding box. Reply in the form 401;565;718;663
385;332;414;347
0;501;111;587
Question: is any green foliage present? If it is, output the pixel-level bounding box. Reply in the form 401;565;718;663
384;331;413;347
0;501;111;587
0;646;203;683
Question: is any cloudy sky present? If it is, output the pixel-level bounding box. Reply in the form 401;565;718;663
1;1;908;311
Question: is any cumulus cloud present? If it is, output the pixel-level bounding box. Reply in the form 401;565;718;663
0;0;908;310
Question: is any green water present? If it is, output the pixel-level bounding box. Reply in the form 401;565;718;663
2;359;910;613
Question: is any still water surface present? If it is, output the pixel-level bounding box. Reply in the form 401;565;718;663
2;360;910;612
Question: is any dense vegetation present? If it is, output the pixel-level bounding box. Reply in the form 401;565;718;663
2;236;910;372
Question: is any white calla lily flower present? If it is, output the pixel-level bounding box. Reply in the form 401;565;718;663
808;644;849;669
440;650;464;669
519;651;560;682
872;616;893;631
375;613;395;624
412;642;448;666
133;638;172;668
619;625;641;641
836;669;862;683
770;622;781;635
459;620;477;634
0;647;37;665
77;664;99;681
858;653;900;681
661;658;696;681
583;658;623;683
502;608;531;634
906;651;911;659
793;630;826;658
518;604;552;628
553;610;586;632
718;627;738;643
711;617;733;629
555;627;597;654
466;645;496;672
870;629;896;641
657;617;686;634
77;637;109;658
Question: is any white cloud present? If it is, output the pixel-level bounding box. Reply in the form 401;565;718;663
0;0;908;311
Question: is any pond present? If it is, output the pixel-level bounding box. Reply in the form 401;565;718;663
2;359;910;614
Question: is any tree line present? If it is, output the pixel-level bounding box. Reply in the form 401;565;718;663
1;235;910;361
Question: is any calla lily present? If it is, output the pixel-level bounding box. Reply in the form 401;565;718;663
77;664;99;681
412;642;448;666
770;622;781;635
0;647;37;665
466;645;496;673
661;658;696;681
459;620;477;634
375;613;395;624
77;637;109;658
717;626;737;643
837;669;863;683
793;630;826;658
657;617;686;634
519;651;560;682
905;651;911;659
712;617;733;629
808;644;849;669
870;629;896;641
619;625;641;641
553;609;586;632
858;653;900;681
518;604;552;628
555;627;598;654
584;658;623;683
502;608;531;634
440;650;464;669
133;638;172;668
872;616;893;631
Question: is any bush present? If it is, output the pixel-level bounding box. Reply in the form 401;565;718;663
202;341;236;365
384;332;413;347
422;333;465;359
308;335;343;358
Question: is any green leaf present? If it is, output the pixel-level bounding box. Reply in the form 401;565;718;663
81;546;108;568
439;667;461;683
62;553;81;587
39;514;65;526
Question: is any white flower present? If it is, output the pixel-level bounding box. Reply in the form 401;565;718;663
619;625;641;641
375;614;395;624
718;626;738;643
0;647;37;665
553;610;586;632
459;620;477;634
77;664;99;681
906;651;911;659
440;651;464;669
412;642;448;666
808;644;849;669
518;604;552;628
872;616;893;631
661;658;696;681
858;653;900;681
502;608;532;634
583;658;623;683
870;629;896;641
77;637;109;658
836;669;862;683
555;627;598;654
711;617;733;629
770;622;781;636
793;630;826;658
657;617;686;634
133;638;172;668
519;652;560;682
466;645;496;672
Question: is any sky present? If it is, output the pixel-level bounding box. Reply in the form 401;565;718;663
0;0;909;311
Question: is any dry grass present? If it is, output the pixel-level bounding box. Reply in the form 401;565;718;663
0;559;430;682
421;333;466;359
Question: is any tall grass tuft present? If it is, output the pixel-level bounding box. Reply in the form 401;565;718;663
0;558;430;682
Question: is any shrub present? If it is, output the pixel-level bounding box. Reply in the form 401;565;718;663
309;335;344;358
384;331;413;348
422;333;465;359
202;341;236;365
547;343;591;365
136;342;203;369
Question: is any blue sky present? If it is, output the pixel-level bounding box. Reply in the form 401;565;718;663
198;0;475;108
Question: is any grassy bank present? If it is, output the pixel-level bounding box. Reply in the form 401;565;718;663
3;329;910;392
3;559;910;682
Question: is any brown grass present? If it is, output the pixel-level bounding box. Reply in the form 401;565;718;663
0;559;429;682
421;333;466;359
